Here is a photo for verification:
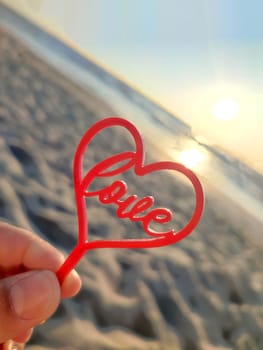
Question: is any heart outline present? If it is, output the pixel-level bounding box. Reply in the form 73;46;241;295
57;117;204;283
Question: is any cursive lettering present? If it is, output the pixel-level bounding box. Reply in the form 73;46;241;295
83;159;174;236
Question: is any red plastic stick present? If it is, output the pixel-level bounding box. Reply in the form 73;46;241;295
56;117;204;284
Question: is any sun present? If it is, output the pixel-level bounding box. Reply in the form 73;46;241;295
212;99;240;121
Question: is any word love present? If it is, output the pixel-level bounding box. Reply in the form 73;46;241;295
85;177;173;237
57;117;204;283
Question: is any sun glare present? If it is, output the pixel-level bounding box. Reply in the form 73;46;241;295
212;99;240;121
178;149;205;169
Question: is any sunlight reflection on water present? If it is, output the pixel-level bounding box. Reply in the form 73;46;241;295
167;135;263;224
178;148;206;169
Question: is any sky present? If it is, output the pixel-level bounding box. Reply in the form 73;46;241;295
3;0;263;173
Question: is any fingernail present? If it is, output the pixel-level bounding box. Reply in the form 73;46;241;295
10;343;23;350
4;340;22;350
10;343;18;350
9;271;60;320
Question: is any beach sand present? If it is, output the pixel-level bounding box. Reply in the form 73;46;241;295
0;27;262;350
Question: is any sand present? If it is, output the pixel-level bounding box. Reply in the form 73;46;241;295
0;27;262;350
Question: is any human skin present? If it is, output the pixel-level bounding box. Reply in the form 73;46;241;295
0;222;82;349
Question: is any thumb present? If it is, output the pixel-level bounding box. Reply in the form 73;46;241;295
0;270;61;343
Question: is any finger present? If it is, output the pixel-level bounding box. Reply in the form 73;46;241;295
0;223;81;298
12;328;33;343
0;270;60;343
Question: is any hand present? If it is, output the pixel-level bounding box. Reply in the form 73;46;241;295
0;223;82;349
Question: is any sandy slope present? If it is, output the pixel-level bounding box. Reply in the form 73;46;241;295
0;27;262;350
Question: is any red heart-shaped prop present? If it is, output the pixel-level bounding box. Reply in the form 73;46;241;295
57;117;204;283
